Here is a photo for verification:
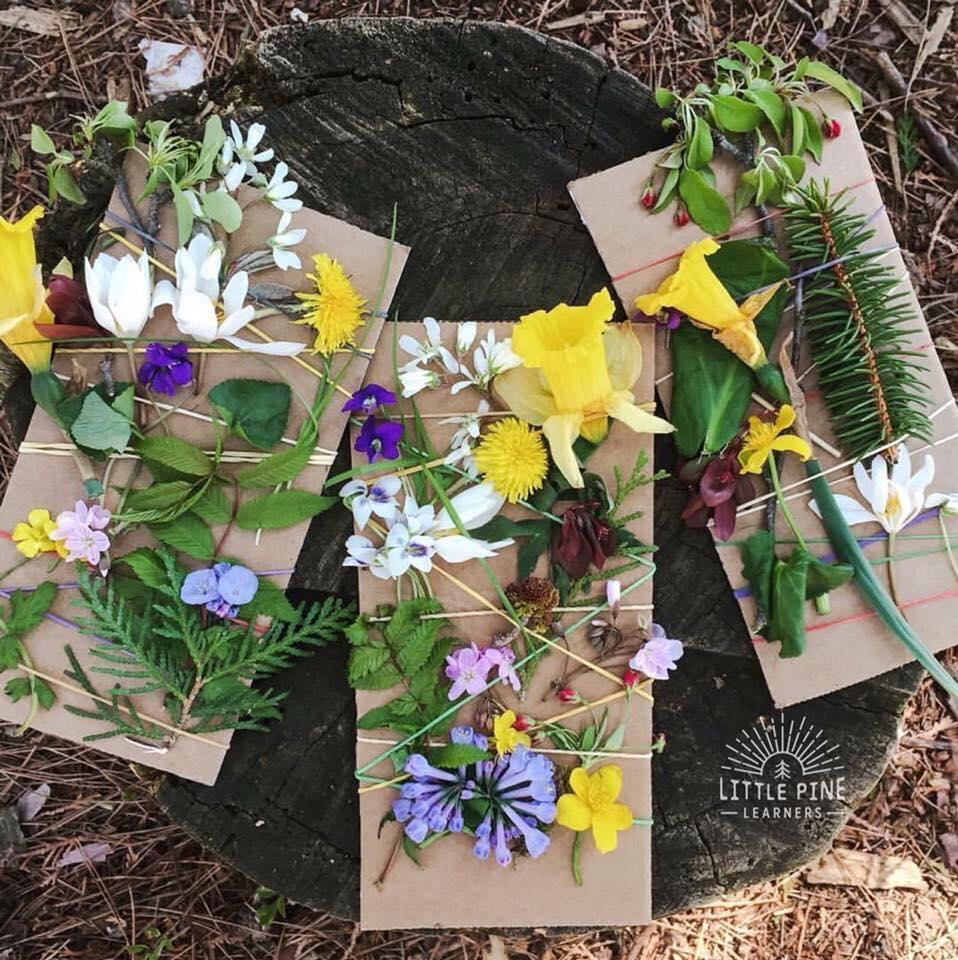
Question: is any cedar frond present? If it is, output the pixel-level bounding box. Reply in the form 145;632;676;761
784;181;932;461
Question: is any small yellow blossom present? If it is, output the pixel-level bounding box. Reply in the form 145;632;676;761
738;404;812;475
632;237;781;369
11;508;67;560
555;764;633;853
295;253;367;355
492;709;531;756
474;417;548;504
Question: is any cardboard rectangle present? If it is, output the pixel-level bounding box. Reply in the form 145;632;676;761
354;322;655;930
0;157;409;783
569;92;958;707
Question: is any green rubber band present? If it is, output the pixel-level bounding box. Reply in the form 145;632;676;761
632;817;654;826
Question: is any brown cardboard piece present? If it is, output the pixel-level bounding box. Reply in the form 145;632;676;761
569;92;958;707
353;321;655;930
0;156;409;783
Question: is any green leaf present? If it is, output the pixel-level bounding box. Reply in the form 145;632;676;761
767;550;809;658
651;167;680;213
235;490;336;530
733;40;768;64
429;742;490;768
7;582;58;638
235;440;316;489
136;436;213;477
670;239;788;455
51;164;86;204
799;107;823;162
802;61;863;111
191;485;233;525
34;677;55;710
710;94;764;132
70;391;131;453
4;677;31;704
801;550;854;599
734;171;758;214
655;87;676;109
740;529;776;626
744;87;786;138
686;116;714;169
125;480;195;512
201;189;242;233
779;155;805;183
171;183;195;247
92;100;137;139
237;579;300;623
0;635;20;671
678;166;732;235
31;125;56;155
149;514;214;560
790;103;806;157
116;548;169;589
208;379;292;450
349;645;391;685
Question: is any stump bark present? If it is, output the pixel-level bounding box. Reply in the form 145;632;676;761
24;16;918;923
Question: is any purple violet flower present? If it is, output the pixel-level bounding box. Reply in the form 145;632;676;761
342;383;397;415
392;727;556;865
138;342;194;396
180;562;259;619
354;416;403;462
445;643;493;700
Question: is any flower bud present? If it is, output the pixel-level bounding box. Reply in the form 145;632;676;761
673;203;690;227
512;714;531;732
557;687;578;703
623;668;641;688
640;186;657;209
823;117;841;139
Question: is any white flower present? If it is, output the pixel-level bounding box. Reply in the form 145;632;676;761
151;235;303;356
456;321;478;356
266;211;307;271
927;492;958;517
216;139;246;193
441;399;489;475
343;535;392;579
399;317;458;373
433;480;506;533
383;522;436;577
84;250;152;339
398;366;441;397
262;161;302;213
228;120;274;179
451;330;521;393
340;475;401;530
811;447;934;534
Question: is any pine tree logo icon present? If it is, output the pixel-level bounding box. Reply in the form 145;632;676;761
773;758;791;781
721;713;843;779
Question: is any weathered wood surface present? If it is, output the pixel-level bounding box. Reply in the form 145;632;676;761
24;17;919;923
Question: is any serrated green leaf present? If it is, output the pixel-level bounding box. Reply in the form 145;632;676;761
0;635;20;671
125;481;195;512
237;578;299;623
678;166;732;235
149;514;214;561
428;742;490;768
349;645;391;684
4;677;31;704
34;678;55;710
136;436;213;477
208;379;291;450
70;391;131;453
191;484;233;525
235;440;316;488
7;582;57;638
116;548;169;588
235;490;336;530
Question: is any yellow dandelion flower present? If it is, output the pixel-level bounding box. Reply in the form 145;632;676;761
474;417;548;503
295;254;367;355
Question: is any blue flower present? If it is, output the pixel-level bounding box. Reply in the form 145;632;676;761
138;342;193;396
180;562;259;619
342;383;397;415
355;416;403;462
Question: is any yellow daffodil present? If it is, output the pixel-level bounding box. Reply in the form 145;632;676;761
492;709;531;756
494;289;673;489
738;404;812;474
0;206;53;373
474;417;548;503
633;237;781;370
11;508;68;560
555;764;633;853
295;253;367;354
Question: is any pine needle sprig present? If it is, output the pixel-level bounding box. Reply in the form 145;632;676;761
784;181;932;461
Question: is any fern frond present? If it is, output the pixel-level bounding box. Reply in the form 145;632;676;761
784;181;932;461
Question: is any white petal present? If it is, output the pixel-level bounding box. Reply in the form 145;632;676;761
340;479;368;499
376;475;403;496
224;163;245;192
174;288;220;342
890;446;912;491
810;493;881;528
423;316;441;345
273;197;303;213
221;271;249;322
151;279;177;313
272;248;301;271
853;459;873;503
434;535;506;563
435;481;504;531
908;453;935;503
398;334;423;358
246;124;266;150
223;335;305;356
352;498;374;531
871;455;889;517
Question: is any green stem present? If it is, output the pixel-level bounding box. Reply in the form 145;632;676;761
886;530;904;611
0;556;32;584
766;455;806;550
806;458;958;698
939;510;958;584
571;831;584;887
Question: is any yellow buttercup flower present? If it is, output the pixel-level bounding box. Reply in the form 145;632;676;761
633;237;782;369
738;404;812;474
295;254;367;354
474;417;548;504
0;206;53;373
494;289;673;489
492;709;531;757
555;764;633;853
11;508;68;560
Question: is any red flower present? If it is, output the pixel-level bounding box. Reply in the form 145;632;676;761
512;714;531;732
557;687;578;703
640;186;657;209
823;117;841;139
678;445;754;541
673;203;689;227
623;668;641;687
552;501;617;579
39;275;102;340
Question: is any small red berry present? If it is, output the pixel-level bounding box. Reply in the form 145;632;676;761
623;668;641;688
673;203;689;227
823;117;841;139
557;687;577;703
640;186;657;210
512;714;531;732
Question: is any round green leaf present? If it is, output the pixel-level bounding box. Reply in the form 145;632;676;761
678;166;732;235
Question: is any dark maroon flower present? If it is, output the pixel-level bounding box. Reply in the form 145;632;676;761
39;275;101;340
679;445;754;541
552;501;617;579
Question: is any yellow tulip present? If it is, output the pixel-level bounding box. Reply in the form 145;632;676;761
494;288;673;489
555;764;633;853
0;206;53;373
738;404;812;474
633;237;781;369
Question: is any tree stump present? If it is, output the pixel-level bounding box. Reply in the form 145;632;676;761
25;17;918;922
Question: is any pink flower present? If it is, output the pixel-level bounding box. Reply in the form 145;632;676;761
49;500;111;565
484;646;521;692
629;624;684;680
445;643;493;700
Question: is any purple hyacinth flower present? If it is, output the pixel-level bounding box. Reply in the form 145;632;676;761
354;416;404;462
342;383;397;415
138;342;194;396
